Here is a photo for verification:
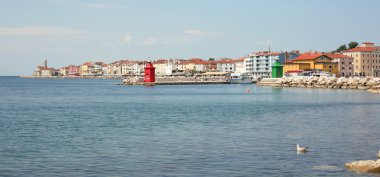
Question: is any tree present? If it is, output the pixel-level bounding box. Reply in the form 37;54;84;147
336;44;347;53
208;58;215;61
348;41;359;49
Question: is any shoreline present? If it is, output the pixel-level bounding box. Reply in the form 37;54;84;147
257;76;380;94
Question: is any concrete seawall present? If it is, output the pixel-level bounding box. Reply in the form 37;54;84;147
257;76;380;94
122;76;230;85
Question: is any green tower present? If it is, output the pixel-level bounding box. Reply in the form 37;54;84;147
271;60;283;78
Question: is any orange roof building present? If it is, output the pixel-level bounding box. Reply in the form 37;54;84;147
283;52;338;75
342;42;380;77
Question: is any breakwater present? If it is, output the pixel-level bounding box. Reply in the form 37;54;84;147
122;76;230;85
257;76;380;94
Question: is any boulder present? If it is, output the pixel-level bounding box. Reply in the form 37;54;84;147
367;80;378;87
359;78;367;85
345;159;380;173
358;86;369;90
341;77;349;83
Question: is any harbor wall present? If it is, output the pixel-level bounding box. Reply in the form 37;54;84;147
257;76;380;94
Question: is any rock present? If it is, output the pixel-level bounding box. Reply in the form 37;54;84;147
345;159;380;173
358;86;369;90
368;85;380;94
367;80;378;87
359;78;367;85
341;77;349;83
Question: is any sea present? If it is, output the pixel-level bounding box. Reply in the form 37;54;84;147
0;76;380;176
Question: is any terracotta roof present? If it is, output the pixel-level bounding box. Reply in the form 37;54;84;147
192;60;208;65
326;54;352;59
234;58;245;62
83;62;93;66
292;52;324;60
363;42;374;44
189;58;203;61
343;47;375;53
217;60;235;64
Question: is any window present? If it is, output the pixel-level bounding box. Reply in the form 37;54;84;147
342;67;345;70
342;61;345;64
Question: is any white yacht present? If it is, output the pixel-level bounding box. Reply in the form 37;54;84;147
229;73;252;84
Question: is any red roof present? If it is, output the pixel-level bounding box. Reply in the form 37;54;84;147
363;42;374;44
326;53;352;59
82;62;93;66
343;47;375;53
217;60;235;64
234;58;245;62
291;52;325;61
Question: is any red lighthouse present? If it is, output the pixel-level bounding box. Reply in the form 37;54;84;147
144;62;156;83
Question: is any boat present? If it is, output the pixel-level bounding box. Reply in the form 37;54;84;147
229;73;252;84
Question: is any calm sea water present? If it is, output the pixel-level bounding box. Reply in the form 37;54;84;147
1;76;380;176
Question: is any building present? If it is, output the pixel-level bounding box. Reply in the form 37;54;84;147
193;60;208;73
79;62;94;76
326;53;354;77
33;60;56;77
217;59;235;73
59;67;69;76
342;42;380;77
109;61;122;75
283;52;338;76
68;65;80;76
131;61;145;75
278;51;301;64
245;51;280;77
234;58;246;74
152;59;167;76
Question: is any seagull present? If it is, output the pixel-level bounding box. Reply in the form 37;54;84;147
296;144;309;152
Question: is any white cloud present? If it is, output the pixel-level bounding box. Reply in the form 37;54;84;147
123;34;133;44
183;29;221;36
81;3;127;9
141;37;159;46
0;26;87;36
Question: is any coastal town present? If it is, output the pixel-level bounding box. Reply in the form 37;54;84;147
30;42;380;79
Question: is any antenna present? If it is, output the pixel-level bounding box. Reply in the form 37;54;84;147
269;44;271;52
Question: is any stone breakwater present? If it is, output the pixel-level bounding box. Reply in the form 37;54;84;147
257;76;380;94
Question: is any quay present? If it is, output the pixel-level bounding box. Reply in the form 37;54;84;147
122;76;231;85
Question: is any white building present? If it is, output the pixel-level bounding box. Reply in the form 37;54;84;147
234;58;246;73
217;59;235;72
245;51;280;77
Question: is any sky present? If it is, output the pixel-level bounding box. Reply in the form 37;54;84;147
0;0;379;76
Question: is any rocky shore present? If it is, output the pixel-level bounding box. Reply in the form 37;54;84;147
257;76;380;94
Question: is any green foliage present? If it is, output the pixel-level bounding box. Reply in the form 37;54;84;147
334;41;359;53
348;41;359;49
336;44;347;53
208;58;215;61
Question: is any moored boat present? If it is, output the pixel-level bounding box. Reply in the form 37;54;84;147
229;73;252;84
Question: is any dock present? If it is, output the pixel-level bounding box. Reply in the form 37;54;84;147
123;77;231;85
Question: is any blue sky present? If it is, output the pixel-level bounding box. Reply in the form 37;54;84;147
0;0;379;75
